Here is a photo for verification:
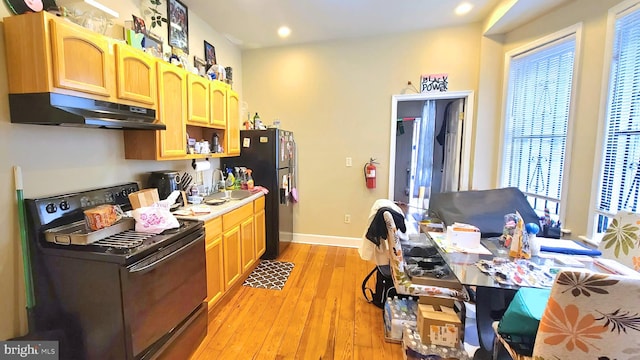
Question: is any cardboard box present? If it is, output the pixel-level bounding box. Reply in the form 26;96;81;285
417;304;461;347
447;224;481;248
128;188;159;209
417;295;456;307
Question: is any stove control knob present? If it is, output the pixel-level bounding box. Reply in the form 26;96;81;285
59;200;70;211
121;189;128;197
45;203;57;213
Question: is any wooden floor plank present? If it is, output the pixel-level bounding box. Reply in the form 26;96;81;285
193;243;402;360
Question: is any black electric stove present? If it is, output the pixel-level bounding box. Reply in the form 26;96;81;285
26;182;203;265
24;183;207;360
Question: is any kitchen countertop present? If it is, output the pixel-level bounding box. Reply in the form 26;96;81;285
173;192;265;222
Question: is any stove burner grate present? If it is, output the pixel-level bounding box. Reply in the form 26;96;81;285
93;230;154;249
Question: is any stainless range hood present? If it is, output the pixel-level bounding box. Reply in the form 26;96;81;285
9;93;166;130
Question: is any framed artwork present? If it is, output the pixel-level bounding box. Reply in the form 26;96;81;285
132;14;147;34
204;41;216;69
167;0;189;54
144;32;164;59
193;56;206;76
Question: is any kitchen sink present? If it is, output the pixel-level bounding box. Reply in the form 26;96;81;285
206;189;253;201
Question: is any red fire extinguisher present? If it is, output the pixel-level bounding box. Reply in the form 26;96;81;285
364;158;378;189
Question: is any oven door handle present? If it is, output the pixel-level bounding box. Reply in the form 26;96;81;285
128;236;203;274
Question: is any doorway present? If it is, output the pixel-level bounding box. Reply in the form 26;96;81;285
388;91;474;218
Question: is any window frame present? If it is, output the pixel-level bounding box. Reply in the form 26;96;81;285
587;0;640;243
497;23;583;225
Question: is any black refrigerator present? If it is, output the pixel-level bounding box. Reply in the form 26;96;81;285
225;128;295;259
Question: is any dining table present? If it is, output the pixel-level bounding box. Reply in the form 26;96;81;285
410;232;608;359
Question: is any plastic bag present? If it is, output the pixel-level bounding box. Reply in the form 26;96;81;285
131;190;181;234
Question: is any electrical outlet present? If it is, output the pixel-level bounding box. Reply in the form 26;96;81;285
344;214;351;223
346;157;352;167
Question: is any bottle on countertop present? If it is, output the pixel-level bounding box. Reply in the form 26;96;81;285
240;168;248;190
225;169;235;190
234;167;242;189
253;112;262;129
246;169;254;190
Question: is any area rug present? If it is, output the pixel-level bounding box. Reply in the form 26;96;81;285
242;260;295;290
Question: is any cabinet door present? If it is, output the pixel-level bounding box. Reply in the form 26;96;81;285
210;81;227;128
114;44;157;106
254;209;266;259
157;62;187;158
187;74;210;125
222;225;242;289
240;216;255;272
226;89;240;156
206;236;225;310
50;19;113;97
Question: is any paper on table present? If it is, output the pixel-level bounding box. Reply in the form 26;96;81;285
427;232;492;255
537;237;588;250
594;258;640;278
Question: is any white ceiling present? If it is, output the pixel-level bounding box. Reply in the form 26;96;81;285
182;0;571;50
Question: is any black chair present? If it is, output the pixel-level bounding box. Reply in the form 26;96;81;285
428;187;540;238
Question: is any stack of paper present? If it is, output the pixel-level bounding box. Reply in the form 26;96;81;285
594;258;640;278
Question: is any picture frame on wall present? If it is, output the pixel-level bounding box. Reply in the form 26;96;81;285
167;0;189;54
204;40;216;69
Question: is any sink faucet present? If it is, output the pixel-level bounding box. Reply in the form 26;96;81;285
213;169;225;192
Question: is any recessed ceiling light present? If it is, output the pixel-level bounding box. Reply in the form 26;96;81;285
455;2;473;16
278;26;291;38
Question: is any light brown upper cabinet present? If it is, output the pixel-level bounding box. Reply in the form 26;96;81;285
157;63;188;158
123;63;187;160
3;11;115;100
226;89;240;156
187;74;211;126
114;44;157;108
210;81;227;128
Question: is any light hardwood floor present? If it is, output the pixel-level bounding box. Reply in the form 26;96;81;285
191;243;404;360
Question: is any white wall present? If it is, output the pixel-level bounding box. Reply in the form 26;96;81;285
242;24;483;239
0;0;241;340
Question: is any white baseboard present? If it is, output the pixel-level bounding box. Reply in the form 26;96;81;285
290;233;360;248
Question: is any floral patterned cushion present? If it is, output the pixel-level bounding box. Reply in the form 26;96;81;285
599;211;640;271
532;270;640;359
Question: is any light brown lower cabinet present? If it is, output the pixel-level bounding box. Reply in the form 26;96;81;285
204;218;224;311
204;196;266;313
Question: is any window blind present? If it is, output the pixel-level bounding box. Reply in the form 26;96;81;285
501;36;576;216
596;5;640;232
